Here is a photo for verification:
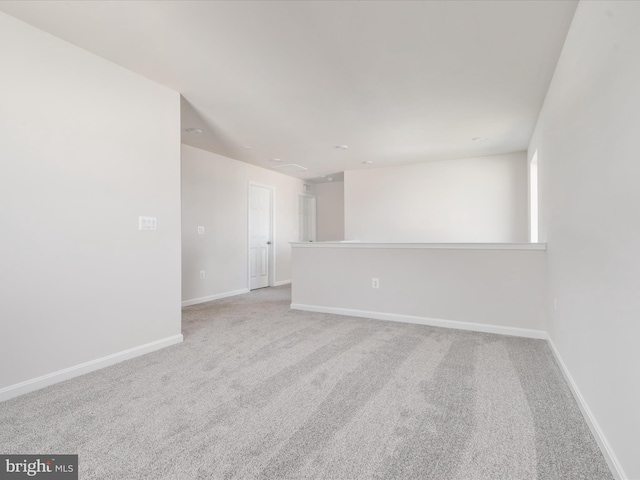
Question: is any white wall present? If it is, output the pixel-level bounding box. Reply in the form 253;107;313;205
291;244;546;336
181;144;305;304
315;181;345;241
529;1;640;477
345;153;528;243
0;13;182;393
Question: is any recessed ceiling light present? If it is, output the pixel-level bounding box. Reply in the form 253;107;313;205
472;136;487;141
270;158;283;162
335;145;349;150
363;160;374;164
184;127;203;134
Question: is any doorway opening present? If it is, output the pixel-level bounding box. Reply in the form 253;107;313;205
530;150;539;243
298;193;316;242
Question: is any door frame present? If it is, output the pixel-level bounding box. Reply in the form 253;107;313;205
247;182;276;289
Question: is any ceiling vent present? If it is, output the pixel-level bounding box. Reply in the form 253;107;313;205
271;163;308;173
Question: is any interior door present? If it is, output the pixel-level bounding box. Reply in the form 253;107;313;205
298;194;316;242
249;184;272;290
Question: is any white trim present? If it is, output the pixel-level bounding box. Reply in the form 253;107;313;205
290;242;547;251
547;338;626;480
182;288;249;307
0;334;183;403
290;303;547;339
274;279;292;287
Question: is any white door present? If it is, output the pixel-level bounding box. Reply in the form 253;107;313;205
298;194;316;242
249;184;272;290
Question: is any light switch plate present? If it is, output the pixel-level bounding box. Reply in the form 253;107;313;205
139;216;157;231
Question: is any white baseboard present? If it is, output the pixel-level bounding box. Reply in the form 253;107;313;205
273;280;292;287
182;288;249;307
0;334;183;403
290;304;547;339
547;338;626;480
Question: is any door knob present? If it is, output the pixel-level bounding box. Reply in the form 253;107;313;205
267;241;272;245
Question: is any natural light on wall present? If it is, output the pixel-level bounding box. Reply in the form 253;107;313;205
530;151;539;243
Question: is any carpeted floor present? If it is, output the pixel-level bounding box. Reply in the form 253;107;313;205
0;286;613;479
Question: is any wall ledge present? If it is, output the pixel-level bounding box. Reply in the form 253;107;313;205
291;242;546;250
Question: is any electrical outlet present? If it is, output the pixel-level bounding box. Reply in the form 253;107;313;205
372;277;380;289
198;226;205;235
200;271;205;279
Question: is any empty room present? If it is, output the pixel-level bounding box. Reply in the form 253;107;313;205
0;1;638;479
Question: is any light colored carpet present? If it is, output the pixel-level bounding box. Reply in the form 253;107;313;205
0;286;613;479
